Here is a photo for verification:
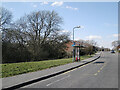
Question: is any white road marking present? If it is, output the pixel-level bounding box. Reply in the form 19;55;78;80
97;70;100;72
94;63;107;76
94;73;98;76
46;75;70;86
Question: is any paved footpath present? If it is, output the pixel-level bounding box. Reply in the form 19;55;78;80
2;52;101;89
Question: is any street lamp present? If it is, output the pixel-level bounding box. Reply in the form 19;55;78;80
73;26;81;62
73;26;81;43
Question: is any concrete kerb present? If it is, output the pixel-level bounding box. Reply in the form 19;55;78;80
2;53;101;90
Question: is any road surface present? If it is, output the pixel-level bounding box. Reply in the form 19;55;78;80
21;52;118;88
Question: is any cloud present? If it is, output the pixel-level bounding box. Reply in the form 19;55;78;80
75;37;81;41
10;8;13;10
104;23;118;27
99;40;113;49
104;23;110;26
113;24;118;27
66;6;78;10
33;4;37;8
113;34;120;37
86;35;102;40
9;8;15;12
62;30;69;33
57;30;70;35
59;30;70;33
31;3;37;8
51;1;63;6
41;1;48;5
70;34;73;38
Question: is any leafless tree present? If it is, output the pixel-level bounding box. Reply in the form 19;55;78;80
13;10;67;60
2;8;70;63
16;10;63;44
85;40;97;46
0;7;12;28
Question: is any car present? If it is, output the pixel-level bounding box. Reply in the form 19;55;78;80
111;50;115;53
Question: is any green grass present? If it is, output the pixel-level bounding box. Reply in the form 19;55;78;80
1;55;92;78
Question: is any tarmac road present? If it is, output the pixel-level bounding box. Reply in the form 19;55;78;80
21;52;118;88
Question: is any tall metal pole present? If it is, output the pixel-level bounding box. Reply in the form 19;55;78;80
72;26;81;62
73;28;75;62
73;28;74;42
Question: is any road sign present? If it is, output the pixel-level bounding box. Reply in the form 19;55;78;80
72;44;75;47
72;42;76;47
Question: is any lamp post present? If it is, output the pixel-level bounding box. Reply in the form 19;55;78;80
73;26;81;62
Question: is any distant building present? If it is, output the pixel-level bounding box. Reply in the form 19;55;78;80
66;41;73;56
65;40;87;57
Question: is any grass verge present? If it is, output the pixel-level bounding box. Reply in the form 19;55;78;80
1;55;92;78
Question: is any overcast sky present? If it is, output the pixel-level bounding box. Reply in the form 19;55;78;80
2;2;118;49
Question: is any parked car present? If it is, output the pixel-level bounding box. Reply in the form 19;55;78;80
111;50;115;53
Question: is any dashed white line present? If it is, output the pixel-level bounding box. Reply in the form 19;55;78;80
94;63;107;76
94;73;98;76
